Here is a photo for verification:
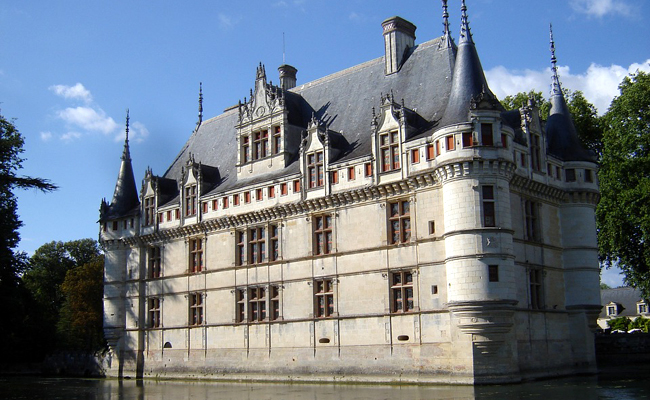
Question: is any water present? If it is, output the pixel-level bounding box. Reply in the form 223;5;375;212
0;373;648;400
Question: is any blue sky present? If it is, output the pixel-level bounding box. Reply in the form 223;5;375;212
1;0;648;287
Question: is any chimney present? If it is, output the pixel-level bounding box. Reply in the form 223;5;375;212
278;64;298;90
382;16;416;75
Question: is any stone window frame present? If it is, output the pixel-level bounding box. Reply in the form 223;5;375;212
314;278;336;318
184;184;197;217
189;292;204;326
488;265;499;282
524;199;541;242
529;268;544;310
235;223;280;266
481;185;496;227
148;297;161;328
144;196;155;226
148;246;162;279
313;214;333;256
188;237;203;273
379;130;401;172
307;150;325;189
388;199;411;245
235;284;282;323
390;270;415;313
637;301;648;315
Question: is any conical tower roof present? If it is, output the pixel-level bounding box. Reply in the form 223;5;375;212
107;110;140;218
440;0;498;128
545;25;596;162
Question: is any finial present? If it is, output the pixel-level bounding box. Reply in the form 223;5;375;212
459;0;474;44
198;82;203;125
442;0;450;36
125;108;130;142
550;23;562;95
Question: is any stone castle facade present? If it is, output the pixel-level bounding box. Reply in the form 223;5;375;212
100;1;601;384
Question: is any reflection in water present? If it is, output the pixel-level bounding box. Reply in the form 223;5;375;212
0;374;649;400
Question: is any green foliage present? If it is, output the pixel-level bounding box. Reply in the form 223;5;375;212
501;90;551;118
0;113;56;362
600;282;612;290
607;316;631;332
57;256;105;351
597;71;650;298
630;317;650;333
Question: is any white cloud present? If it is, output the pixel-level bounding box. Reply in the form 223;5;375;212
60;131;82;142
349;12;367;23
485;59;650;114
601;265;625;287
40;131;52;141
273;1;288;7
115;120;150;143
218;13;240;30
569;0;632;17
49;83;93;103
57;106;119;135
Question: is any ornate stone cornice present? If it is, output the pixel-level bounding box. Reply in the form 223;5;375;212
510;174;565;203
433;159;516;183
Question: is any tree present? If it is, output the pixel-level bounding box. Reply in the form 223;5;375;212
0;112;56;362
597;71;650;298
500;89;603;156
57;256;105;351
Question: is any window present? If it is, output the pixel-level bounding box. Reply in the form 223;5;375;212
236;231;245;266
520;153;527;167
222;196;229;209
175;209;180;220
144;196;155;226
148;297;161;328
273;126;282;154
293;179;300;193
308;151;324;188
212;199;218;211
233;194;240;206
244;191;251;203
248;227;266;264
158;213;163;223
166;210;172;221
380;130;400;172
565;169;576;182
331;170;339;184
607;305;617;316
123;220;127;229
314;278;334;318
202;202;208;213
411;149;420;164
270;224;279;262
556;166;561;180
547;163;553;176
189;238;203;273
391;271;414;313
462;132;473;147
445;135;455;151
482;186;496;227
236;289;246;323
347;166;355;180
639;303;648;314
488;265;499;282
149;246;161;279
249;287;267;322
529;269;543;310
501;134;507;148
268;186;275;198
584;169;593;183
388;200;411;244
112;221;118;231
242;136;250;163
426;144;435;160
281;182;288;195
253;130;268;160
184;184;197;217
256;188;263;201
189;293;203;325
530;135;541;172
524;200;540;241
435;140;441;156
364;162;373;177
313;215;333;255
481;123;494;146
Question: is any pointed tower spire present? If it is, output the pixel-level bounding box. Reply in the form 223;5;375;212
198;82;203;125
459;0;474;44
545;25;595;162
108;109;140;218
440;0;454;49
440;0;496;127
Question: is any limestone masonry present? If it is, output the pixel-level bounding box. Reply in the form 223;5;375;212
100;1;601;384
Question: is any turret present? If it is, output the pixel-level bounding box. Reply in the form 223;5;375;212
105;110;140;219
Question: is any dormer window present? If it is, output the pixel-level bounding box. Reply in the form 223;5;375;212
185;184;197;217
607;303;619;316
481;123;494;146
273;126;282;154
144;196;155;226
242;136;250;163
638;302;648;314
253;130;269;160
380;131;400;172
308;151;324;189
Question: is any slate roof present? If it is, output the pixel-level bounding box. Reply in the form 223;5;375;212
600;287;648;319
161;36;457;199
103;137;140;220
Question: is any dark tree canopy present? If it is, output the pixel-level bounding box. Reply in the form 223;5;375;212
597;71;650;298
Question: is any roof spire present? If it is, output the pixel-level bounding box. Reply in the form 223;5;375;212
459;0;474;44
198;82;203;125
122;109;131;162
549;23;562;96
440;0;454;48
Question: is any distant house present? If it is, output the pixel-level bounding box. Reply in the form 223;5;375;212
598;287;650;330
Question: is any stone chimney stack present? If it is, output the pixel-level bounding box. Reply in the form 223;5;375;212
278;64;298;90
382;16;416;75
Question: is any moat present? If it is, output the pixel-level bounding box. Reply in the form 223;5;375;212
1;367;649;400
